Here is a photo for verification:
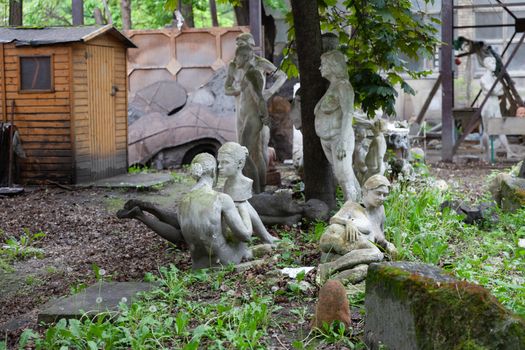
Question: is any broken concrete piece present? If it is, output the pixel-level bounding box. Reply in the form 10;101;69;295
364;262;525;350
38;282;156;324
311;279;351;330
132;80;187;116
490;173;525;212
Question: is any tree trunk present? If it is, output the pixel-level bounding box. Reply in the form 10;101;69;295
72;0;84;25
179;0;194;28
102;0;113;24
290;0;336;208
234;0;249;26
93;7;105;24
121;0;132;30
9;0;22;26
209;0;218;27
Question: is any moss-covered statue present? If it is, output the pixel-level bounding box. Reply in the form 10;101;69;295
178;153;255;269
314;50;361;202
318;174;397;284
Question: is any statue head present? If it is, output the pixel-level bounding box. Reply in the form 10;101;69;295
483;56;496;72
236;32;256;48
218;142;249;177
190;153;217;181
362;174;390;208
234;44;254;69
320;50;348;80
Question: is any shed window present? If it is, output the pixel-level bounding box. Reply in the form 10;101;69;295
20;56;52;91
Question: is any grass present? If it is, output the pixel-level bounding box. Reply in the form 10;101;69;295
5;164;524;348
385;174;525;318
0;228;46;272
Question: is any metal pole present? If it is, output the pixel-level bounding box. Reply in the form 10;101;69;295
72;0;84;26
441;0;454;162
249;0;262;55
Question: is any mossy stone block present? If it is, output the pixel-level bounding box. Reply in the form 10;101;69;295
364;262;525;350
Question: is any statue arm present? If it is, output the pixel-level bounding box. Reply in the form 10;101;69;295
224;62;240;96
246;69;270;124
220;194;251;242
336;81;355;160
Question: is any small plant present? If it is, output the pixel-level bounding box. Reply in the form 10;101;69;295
128;164;150;174
0;228;45;264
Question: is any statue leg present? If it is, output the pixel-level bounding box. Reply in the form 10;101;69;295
333;140;360;202
498;134;517;158
318;242;383;281
117;207;183;245
124;199;180;229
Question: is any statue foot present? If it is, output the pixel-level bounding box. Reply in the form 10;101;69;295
116;206;142;219
123;199;150;211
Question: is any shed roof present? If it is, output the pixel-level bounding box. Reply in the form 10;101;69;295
0;24;136;48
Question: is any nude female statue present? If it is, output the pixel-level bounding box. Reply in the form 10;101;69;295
480;56;517;160
217;141;278;244
226;44;269;193
314;50;360;201
224;33;287;193
318;175;396;282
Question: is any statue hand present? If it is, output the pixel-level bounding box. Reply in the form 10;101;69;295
345;219;359;243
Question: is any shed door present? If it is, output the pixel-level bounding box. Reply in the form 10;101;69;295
86;45;117;180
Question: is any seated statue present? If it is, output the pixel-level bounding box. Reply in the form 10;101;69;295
217;141;278;244
178;152;254;269
318;174;397;284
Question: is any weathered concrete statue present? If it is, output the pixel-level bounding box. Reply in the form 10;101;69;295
354;115;388;185
318;174;397;284
314;50;361;201
480;56;517;160
224;33;287;193
217;141;278;244
178;153;254;269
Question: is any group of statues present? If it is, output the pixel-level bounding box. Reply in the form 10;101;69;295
118;33;397;283
118;141;277;270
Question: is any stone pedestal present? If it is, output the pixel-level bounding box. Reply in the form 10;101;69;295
364;262;525;350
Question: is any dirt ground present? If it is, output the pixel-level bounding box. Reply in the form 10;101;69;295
0;153;519;347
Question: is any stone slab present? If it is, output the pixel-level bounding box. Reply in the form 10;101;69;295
364;262;525;350
77;173;173;189
38;282;156;324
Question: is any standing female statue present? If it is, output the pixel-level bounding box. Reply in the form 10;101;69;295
314;50;360;201
480;56;517;160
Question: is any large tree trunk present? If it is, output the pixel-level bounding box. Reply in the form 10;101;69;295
9;0;22;26
121;0;132;30
209;0;218;27
72;0;84;25
179;0;194;28
290;0;336;208
234;0;249;25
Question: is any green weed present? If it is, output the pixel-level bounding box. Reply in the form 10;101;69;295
0;228;45;268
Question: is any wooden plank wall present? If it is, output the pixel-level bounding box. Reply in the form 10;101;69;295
1;44;72;183
72;34;127;183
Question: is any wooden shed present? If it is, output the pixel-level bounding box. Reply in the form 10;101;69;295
0;25;136;184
